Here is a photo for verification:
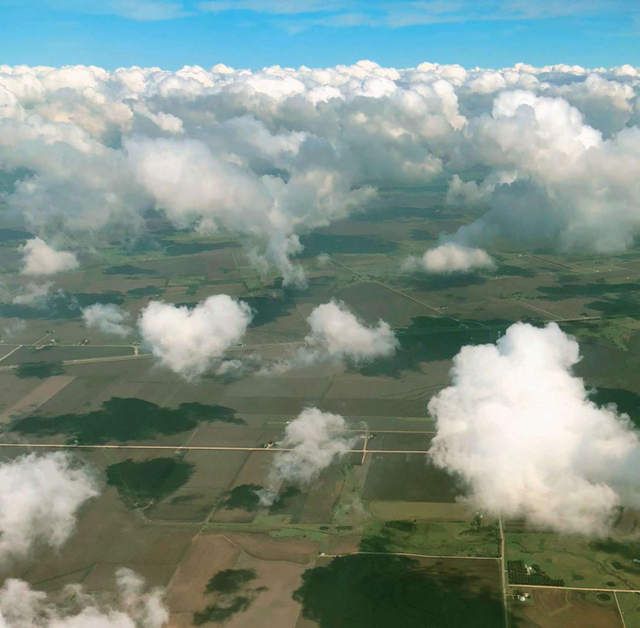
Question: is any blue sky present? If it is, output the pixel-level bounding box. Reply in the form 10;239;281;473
0;0;638;69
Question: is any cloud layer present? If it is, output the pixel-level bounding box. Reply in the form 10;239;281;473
138;294;252;379
0;452;98;561
428;322;640;535
1;61;639;281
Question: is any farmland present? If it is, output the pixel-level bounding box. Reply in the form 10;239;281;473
1;192;640;627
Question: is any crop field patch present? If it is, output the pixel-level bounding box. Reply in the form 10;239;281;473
509;589;624;628
362;453;463;503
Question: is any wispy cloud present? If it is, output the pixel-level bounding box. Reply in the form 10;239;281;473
198;0;349;15
271;0;636;32
0;0;191;21
1;0;634;24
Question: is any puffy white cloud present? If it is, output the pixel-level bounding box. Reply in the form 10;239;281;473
0;568;168;628
0;453;98;561
429;322;640;535
82;303;132;337
304;299;398;362
19;237;79;276
403;242;495;274
260;407;356;505
451;89;640;254
138;294;252;380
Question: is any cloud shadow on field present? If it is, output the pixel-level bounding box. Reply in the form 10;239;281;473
538;281;640;301
293;554;514;628
12;397;243;444
295;233;399;258
0;291;125;320
104;264;158;276
106;457;194;508
163;240;238;257
15;360;64;379
358;317;512;378
242;295;296;327
401;273;487;291
219;484;262;512
589;387;640;428
193;568;265;626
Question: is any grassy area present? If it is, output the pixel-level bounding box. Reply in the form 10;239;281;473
505;531;640;590
360;518;500;557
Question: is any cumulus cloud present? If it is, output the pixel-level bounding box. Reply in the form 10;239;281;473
260;407;356;505
428;322;640;535
0;568;168;628
261;299;397;375
138;294;252;380
403;242;495;274
19;237;79;276
305;299;398;362
82;303;132;337
0;453;98;561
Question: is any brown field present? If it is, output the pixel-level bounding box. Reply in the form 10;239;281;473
0;374;75;424
369;500;474;521
168;537;309;628
508;589;624;628
166;534;240;612
5;213;640;628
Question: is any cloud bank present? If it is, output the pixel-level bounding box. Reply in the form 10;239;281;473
0;568;168;628
18;237;79;276
428;322;640;535
0;452;98;561
0;61;638;281
138;294;252;380
82;303;132;337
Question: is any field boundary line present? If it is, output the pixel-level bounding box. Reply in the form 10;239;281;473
322;550;499;561
220;534;316;567
615;591;627;628
499;516;509;628
511;584;640;594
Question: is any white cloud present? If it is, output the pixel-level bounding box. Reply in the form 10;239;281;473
3;319;26;338
403;242;495;274
260;407;356;504
82;303;132;337
19;237;79;276
0;453;98;561
109;0;188;20
138;294;252;380
0;61;639;279
12;281;54;307
305;299;398;362
198;0;345;14
0;568;168;628
428;322;640;535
